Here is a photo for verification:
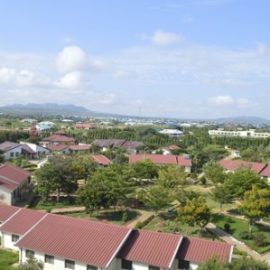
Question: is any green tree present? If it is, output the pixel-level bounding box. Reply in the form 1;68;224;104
203;162;226;184
139;185;170;213
229;256;270;270
157;166;187;189
131;160;159;180
212;185;233;209
178;196;211;230
19;256;44;270
197;257;226;270
240;185;270;232
224;169;267;199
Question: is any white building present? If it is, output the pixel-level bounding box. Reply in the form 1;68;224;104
208;129;270;138
36;121;55;132
159;129;183;138
0;206;233;270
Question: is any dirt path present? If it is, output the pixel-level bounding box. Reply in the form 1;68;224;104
126;210;154;228
51;206;85;214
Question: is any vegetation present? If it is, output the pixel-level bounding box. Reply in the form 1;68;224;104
0;249;18;270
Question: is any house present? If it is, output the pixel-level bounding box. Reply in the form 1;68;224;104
91;155;111;166
209;129;270;138
260;165;270;184
0;204;18;224
159;129;183;138
0;164;32;205
161;145;180;155
69;144;91;154
75;123;97;129
0;208;46;250
0;141;23;160
41;133;75;147
129;154;192;173
218;159;267;174
20;142;50;159
46;144;70;155
92;139;144;153
36;121;55;132
0;206;233;270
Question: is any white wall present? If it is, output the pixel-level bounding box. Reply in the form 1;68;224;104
0;189;12;205
3;146;23;160
21;249;102;270
1;232;20;250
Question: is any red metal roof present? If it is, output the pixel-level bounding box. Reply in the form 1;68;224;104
69;144;91;151
16;214;131;267
0;208;46;235
129;154;192;167
218;159;266;174
43;134;75;143
0;164;31;192
91;155;111;166
260;165;270;177
46;144;69;151
0;204;19;223
177;236;232;264
118;229;182;268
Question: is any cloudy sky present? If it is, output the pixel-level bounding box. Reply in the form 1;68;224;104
0;0;270;118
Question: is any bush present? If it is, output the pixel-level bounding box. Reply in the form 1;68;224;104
253;232;266;247
200;176;207;185
239;231;253;240
224;223;231;233
135;215;154;229
122;211;129;223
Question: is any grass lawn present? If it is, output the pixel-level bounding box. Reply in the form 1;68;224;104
212;214;270;254
143;213;213;239
0;249;18;270
32;197;80;211
67;209;140;225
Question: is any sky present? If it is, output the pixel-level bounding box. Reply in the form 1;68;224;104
0;0;270;118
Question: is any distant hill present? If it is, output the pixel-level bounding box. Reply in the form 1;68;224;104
0;103;97;117
214;116;270;126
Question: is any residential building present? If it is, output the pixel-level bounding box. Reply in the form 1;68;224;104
129;154;192;173
75;123;97;129
41;133;75;147
46;144;70;155
260;165;270;184
69;144;91;154
0;206;233;270
0;164;32;205
161;145;180;155
208;129;270;138
36;121;55;132
159;129;183;138
20;142;50;159
91;155;111;166
0;141;23;160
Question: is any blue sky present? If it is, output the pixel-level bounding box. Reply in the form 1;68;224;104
0;0;270;118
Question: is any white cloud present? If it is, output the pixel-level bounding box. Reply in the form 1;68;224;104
56;46;87;73
209;95;250;107
55;71;82;89
150;30;184;46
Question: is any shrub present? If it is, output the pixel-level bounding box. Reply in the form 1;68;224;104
122;211;129;223
239;231;253;240
253;232;266;247
224;223;231;233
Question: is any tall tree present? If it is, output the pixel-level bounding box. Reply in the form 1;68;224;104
203;162;226;184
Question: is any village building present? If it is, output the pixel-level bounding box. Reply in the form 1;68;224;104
41;133;75;147
91;155;111;166
0;164;31;205
0;206;233;270
129;154;192;173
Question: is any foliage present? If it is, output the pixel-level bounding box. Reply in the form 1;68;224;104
240;185;270;232
197;257;226;270
178;196;211;229
131;160;159;180
19;256;44;270
212;185;234;209
203;162;226;184
0;249;18;270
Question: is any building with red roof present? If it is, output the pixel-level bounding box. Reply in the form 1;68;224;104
0;206;233;270
0;164;32;205
91;155;111;166
0;204;19;223
69;144;91;153
41;133;75;147
260;165;270;184
218;159;267;174
129;154;192;173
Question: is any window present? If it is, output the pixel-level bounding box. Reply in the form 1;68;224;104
121;259;132;270
178;259;190;270
25;250;34;258
11;234;19;242
149;266;160;270
87;265;97;270
10;152;14;157
45;254;54;264
65;259;75;269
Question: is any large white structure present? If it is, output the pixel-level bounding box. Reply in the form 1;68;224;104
159;129;183;138
0;205;233;270
208;129;270;138
36;121;55;132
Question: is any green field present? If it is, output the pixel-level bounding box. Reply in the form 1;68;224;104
0;249;18;270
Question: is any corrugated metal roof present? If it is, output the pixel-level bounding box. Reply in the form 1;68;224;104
177;236;232;264
16;214;131;267
260;164;270;177
0;204;19;223
91;155;111;166
219;159;266;174
0;208;46;235
43;134;75;143
118;230;182;268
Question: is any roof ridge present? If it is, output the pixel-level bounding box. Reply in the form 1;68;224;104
0;208;22;228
